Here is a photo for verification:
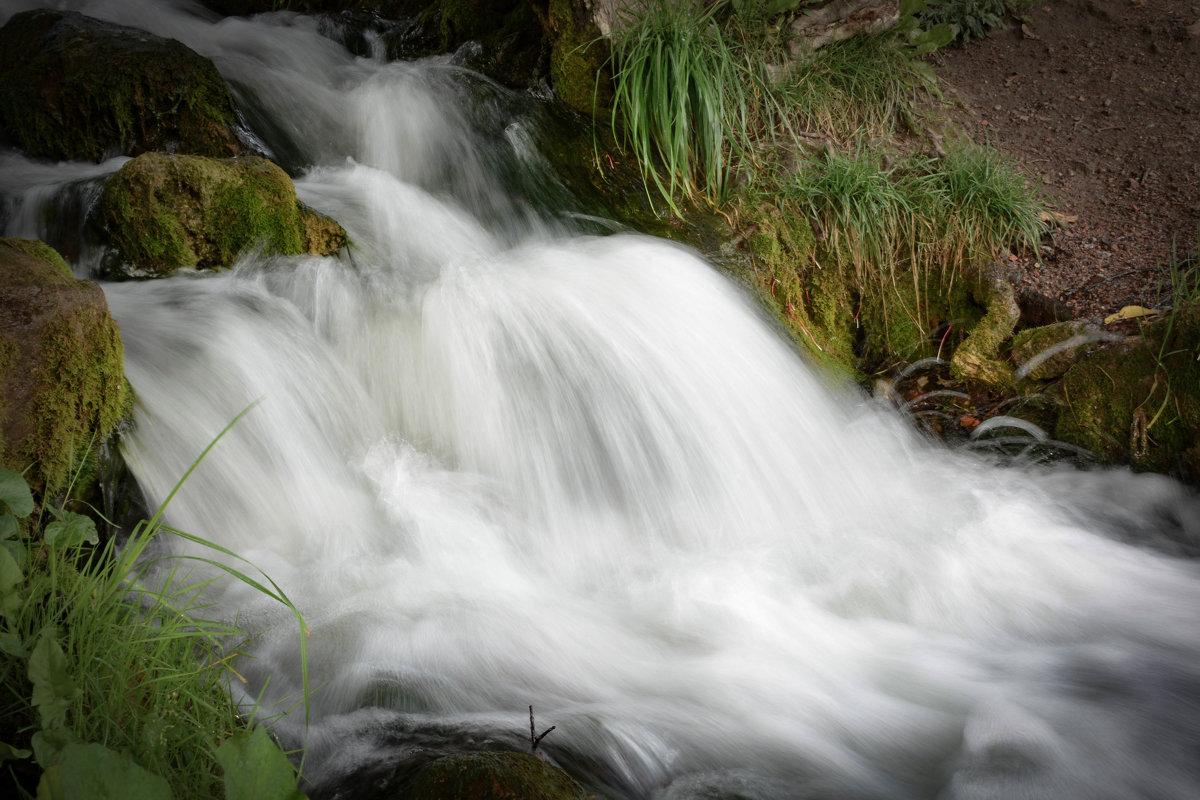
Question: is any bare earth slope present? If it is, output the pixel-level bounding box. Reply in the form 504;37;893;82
934;0;1199;321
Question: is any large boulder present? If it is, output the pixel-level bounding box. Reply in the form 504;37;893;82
0;239;127;498
98;153;347;277
0;9;243;162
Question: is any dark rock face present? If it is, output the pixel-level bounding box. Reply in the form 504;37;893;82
0;239;127;498
0;9;243;162
98;152;347;278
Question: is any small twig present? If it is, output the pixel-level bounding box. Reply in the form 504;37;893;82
529;706;556;753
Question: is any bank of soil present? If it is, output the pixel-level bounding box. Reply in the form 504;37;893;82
933;0;1200;322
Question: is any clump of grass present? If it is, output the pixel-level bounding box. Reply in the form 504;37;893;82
784;146;917;287
606;0;781;209
925;141;1047;270
777;30;938;144
777;140;1045;354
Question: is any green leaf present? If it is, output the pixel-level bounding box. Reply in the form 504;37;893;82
31;727;75;769
216;727;307;800
43;510;98;549
0;741;32;764
0;631;27;658
0;514;19;540
0;469;34;519
0;545;25;624
29;627;78;730
40;743;172;800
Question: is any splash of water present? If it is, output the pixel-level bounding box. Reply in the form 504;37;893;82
5;2;1200;798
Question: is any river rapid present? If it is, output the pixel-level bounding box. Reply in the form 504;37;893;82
2;2;1199;798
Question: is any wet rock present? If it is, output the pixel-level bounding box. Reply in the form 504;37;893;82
0;9;243;162
0;238;127;498
404;752;587;800
1011;320;1100;381
544;0;613;114
98;153;347;278
1016;285;1073;328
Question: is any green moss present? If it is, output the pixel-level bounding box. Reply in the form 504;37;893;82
546;0;613;114
100;153;347;277
0;9;241;162
405;752;586;800
1010;320;1093;382
0;239;127;498
739;201;858;377
1;239;73;278
949;272;1019;391
1055;306;1200;481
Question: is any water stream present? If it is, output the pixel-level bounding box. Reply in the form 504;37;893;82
2;2;1199;798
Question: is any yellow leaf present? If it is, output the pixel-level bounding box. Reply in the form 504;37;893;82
1104;305;1160;324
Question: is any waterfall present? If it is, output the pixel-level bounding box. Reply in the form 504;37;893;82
2;2;1198;798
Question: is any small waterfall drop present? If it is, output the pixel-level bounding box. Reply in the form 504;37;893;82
3;2;1199;798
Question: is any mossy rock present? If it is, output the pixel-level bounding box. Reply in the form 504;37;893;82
0;9;242;162
1055;306;1200;483
436;0;546;89
0;238;127;499
405;752;587;800
98;153;348;277
949;268;1019;392
1010;320;1096;382
545;0;612;114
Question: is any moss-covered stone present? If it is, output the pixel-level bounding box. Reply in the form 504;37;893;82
949;268;1019;392
544;0;612;114
405;752;587;800
1055;306;1200;483
0;239;127;499
436;0;545;88
99;153;348;277
0;9;242;162
1010;320;1095;382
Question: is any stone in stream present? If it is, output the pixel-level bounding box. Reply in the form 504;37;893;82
0;8;243;162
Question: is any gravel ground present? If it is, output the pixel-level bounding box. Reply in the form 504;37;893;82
933;0;1200;323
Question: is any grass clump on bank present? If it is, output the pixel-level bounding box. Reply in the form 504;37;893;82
599;1;1045;371
0;462;308;799
605;1;783;209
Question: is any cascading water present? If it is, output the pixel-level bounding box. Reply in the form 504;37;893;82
3;2;1199;797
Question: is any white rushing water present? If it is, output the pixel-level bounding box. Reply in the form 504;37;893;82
3;2;1199;797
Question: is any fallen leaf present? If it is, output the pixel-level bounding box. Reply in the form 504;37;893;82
1038;211;1078;225
1104;305;1160;324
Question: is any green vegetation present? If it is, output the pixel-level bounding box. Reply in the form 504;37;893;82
0;420;310;797
598;0;1044;375
918;0;1044;46
606;0;781;209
